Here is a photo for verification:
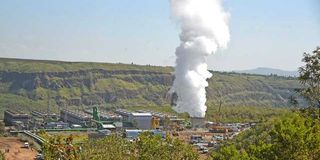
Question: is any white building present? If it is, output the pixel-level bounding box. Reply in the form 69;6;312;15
129;113;152;129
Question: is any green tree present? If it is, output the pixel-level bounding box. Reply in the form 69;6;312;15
0;151;5;160
42;134;79;160
136;132;198;160
210;145;250;160
78;132;198;160
288;95;298;108
0;121;5;135
79;135;134;160
299;47;320;107
268;113;320;160
211;112;320;160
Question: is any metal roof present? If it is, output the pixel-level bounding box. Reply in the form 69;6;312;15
131;112;152;117
102;124;116;129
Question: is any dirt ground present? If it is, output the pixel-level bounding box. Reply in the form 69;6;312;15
0;137;38;160
170;129;216;159
173;129;216;143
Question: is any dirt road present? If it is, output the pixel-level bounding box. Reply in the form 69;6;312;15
0;137;37;160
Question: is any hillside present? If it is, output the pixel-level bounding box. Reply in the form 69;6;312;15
235;67;299;77
0;58;304;119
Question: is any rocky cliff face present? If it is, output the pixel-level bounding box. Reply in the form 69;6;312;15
0;69;173;107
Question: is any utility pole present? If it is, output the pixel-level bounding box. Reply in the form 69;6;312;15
47;90;50;114
218;100;222;122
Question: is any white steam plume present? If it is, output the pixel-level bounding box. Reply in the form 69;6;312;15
170;0;230;118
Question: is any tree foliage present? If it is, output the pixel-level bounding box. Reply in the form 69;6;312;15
79;135;135;160
299;47;320;107
0;151;4;160
43;132;198;160
288;95;299;108
135;132;198;160
0;121;5;136
211;111;320;160
42;134;80;160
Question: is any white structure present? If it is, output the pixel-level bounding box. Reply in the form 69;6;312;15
115;109;153;129
129;113;152;129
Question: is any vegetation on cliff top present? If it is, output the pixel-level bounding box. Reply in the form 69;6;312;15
0;58;172;73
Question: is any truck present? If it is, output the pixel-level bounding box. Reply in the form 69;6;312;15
22;142;29;148
190;135;204;144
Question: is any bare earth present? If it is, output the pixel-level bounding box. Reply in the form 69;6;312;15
174;129;216;159
0;137;37;160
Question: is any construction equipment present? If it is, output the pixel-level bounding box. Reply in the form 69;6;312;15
151;116;160;129
92;106;100;121
209;125;228;133
91;106;115;130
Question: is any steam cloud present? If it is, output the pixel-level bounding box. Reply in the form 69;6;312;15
170;0;230;117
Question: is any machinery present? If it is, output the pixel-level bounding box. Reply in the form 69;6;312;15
93;106;100;121
91;106;115;130
209;125;228;133
151;116;160;129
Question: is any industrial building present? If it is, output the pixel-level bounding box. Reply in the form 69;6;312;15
4;110;30;126
137;110;185;127
31;111;58;120
44;121;69;129
30;111;59;129
100;112;123;122
116;109;153;129
115;109;132;121
129;112;153;129
137;110;169;126
60;109;91;127
84;108;122;122
115;109;187;129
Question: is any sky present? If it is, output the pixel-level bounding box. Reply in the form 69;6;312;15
0;0;319;71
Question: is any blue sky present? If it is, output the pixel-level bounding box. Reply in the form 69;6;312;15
0;0;319;71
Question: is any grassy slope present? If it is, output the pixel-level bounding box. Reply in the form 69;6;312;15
0;58;300;121
0;58;172;73
208;72;301;107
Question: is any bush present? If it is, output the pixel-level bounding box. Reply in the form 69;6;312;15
211;110;320;160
